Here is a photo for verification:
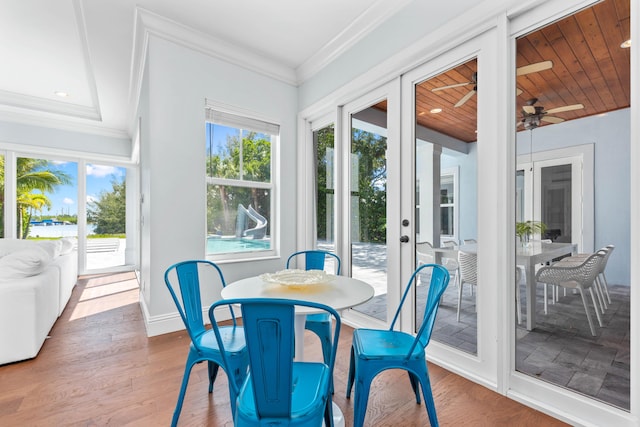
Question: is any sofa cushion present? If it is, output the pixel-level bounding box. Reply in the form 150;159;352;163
0;247;53;280
59;237;75;255
37;240;63;259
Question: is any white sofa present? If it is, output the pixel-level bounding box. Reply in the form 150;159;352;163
0;238;78;365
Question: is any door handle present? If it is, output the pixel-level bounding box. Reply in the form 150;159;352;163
400;235;410;243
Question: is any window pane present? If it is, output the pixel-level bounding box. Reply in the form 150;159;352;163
314;124;335;248
19;157;77;240
206;124;272;183
86;164;127;270
206;183;271;254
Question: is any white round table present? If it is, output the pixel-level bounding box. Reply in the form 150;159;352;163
221;274;374;427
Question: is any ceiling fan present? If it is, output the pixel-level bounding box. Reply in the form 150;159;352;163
431;60;554;107
518;98;585;130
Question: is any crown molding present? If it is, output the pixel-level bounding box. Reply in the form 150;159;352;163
296;0;413;82
0;107;129;140
0;89;101;121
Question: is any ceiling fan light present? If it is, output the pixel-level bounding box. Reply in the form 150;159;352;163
620;39;631;48
430;108;442;114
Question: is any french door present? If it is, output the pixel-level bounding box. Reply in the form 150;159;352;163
340;80;401;327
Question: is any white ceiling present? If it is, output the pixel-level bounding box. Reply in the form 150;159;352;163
0;0;413;138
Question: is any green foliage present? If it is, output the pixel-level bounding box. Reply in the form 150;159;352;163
87;179;126;235
516;221;547;239
315;125;334;240
0;157;73;239
206;130;271;236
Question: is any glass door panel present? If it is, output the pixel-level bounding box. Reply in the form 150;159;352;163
414;58;478;355
86;164;127;270
313;123;336;259
349;102;389;321
514;0;630;410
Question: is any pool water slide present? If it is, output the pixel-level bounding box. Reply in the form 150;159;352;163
235;204;267;239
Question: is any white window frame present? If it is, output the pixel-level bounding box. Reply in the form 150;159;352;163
204;103;279;261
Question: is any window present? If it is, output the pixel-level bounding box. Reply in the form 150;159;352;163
440;173;455;237
205;107;277;256
0;153;3;238
313;123;335;250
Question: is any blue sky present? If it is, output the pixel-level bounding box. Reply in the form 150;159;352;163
33;161;125;217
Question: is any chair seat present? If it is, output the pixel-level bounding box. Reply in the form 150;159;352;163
236;362;330;421
195;326;246;355
353;329;425;360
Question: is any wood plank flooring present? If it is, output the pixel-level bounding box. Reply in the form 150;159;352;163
0;272;569;426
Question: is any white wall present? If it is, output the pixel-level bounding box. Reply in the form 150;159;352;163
516;108;631;285
138;36;298;335
0;120;130;159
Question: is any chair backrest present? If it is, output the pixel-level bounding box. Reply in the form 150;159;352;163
209;298;341;419
537;252;604;287
458;251;477;285
389;264;450;356
441;240;458;249
601;245;614;269
286;250;341;274
164;260;235;344
416;242;435;265
462;239;477;245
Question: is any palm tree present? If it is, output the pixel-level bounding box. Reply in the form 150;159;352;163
13;158;72;239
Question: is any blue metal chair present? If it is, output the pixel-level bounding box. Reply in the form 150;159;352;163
286;250;341;365
346;263;450;427
164;260;249;426
209;298;341;427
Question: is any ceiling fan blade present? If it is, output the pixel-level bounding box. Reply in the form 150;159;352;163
516;60;553;76
516;88;523;96
541;116;565;124
454;89;476;107
545;103;584;114
431;81;472;92
522;105;536;114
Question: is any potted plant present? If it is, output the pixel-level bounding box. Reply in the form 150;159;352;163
516;220;547;247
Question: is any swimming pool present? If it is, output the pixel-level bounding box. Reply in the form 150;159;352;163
207;237;271;254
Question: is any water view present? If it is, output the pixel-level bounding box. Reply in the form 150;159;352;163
28;224;96;238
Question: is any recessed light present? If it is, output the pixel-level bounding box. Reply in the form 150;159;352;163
54;91;69;98
620;39;631;48
430;108;442;114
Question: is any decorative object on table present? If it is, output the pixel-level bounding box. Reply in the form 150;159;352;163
210;298;341;427
260;269;335;288
346;263;450;427
164;260;249;426
286;250;342;369
516;220;547;247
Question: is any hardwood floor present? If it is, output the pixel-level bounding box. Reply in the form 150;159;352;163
0;272;569;426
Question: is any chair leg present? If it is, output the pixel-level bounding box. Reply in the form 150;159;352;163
408;372;421;404
456;282;464;322
418;371;439;427
543;283;548;314
588;288;603;327
353;373;372;427
594;277;607;312
577;288;597;336
346;347;356;398
600;273;612;304
207;361;219;393
172;358;196;427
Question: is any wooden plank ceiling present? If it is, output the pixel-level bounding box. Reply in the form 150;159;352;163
378;0;630;143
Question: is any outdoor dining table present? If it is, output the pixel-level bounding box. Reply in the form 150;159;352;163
432;241;577;330
221;273;375;426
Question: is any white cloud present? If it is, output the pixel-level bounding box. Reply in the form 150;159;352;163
86;164;118;178
63;198;74;205
86;195;97;204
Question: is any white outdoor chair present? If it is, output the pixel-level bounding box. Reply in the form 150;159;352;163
462;239;476;245
536;252;604;336
457;250;477;322
416;241;459;289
